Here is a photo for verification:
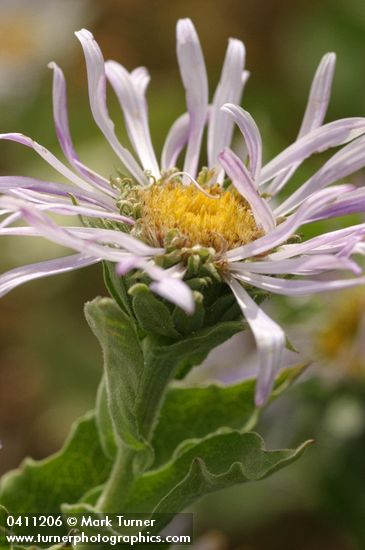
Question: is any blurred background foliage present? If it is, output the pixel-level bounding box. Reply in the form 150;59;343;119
1;0;365;548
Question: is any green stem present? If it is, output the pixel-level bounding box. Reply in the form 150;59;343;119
97;445;136;512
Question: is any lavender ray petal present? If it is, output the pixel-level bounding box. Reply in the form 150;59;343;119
150;279;195;314
48;62;112;194
105;60;160;177
221;104;262;182
307;188;365;222
176;18;208;178
231;271;365;296
75;29;147;184
219;148;275;232
228;277;285;407
299;53;336;136
11;200;133;224
161;113;190;170
275;134;365;216
0;254;99;298
269;224;365;260
226;185;354;261
0;133;98;193
0;211;22;228
117;256;194;313
131;67;150;94
208;39;245;169
267;54;336;195
260;118;365;189
0;197;163;258
230;253;361;275
0;176;115;209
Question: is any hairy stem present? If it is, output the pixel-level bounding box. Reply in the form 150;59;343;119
97;445;136;512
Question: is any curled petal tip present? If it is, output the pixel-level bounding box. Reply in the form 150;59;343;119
219;103;231;115
75;29;95;45
177;18;197;42
227;37;245;57
228;37;244;46
220;103;233;114
75;28;91;36
325;51;336;61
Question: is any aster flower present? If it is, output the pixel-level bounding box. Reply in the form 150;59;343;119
1;19;365;407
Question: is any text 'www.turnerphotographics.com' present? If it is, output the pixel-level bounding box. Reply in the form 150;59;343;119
2;513;193;546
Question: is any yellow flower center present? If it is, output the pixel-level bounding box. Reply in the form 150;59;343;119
137;181;262;251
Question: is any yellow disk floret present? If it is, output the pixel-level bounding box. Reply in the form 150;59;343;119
137;181;262;252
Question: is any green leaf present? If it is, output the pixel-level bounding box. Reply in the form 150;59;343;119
271;362;309;397
151;364;307;468
205;293;238;325
151;380;257;468
64;433;311;539
85;297;145;451
103;261;133;316
172;320;243;380
0;413;111;515
132;289;180;339
95;378;117;459
172;300;205;336
124;430;312;523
